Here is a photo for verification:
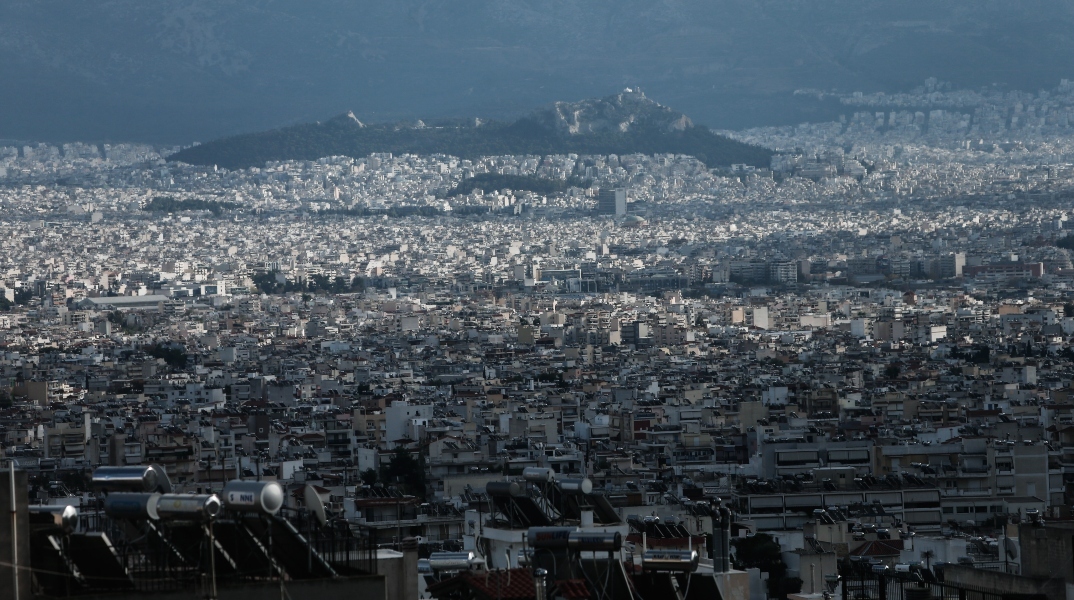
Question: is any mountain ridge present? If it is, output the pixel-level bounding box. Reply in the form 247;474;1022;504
531;89;693;136
169;91;772;170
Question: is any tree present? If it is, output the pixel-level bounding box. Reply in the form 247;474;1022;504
144;196;238;216
252;271;283;294
309;273;331;292
921;549;935;571
733;533;801;598
379;448;426;498
146;344;188;370
360;468;378;486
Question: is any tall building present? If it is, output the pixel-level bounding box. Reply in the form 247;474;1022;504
937;252;966;278
596;188;627;215
729;259;769;283
768;260;798;284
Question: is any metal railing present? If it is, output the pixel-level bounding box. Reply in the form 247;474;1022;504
841;563;1045;600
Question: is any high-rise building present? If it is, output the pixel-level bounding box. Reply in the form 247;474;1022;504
768;260;798;284
596;188;627;215
729;259;769;283
937;252;966;278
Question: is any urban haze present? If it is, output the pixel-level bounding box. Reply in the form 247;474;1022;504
3;4;1074;600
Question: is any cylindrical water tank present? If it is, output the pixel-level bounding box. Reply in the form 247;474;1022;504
91;465;166;493
104;493;161;520
222;480;284;515
528;527;576;549
427;551;475;571
486;481;523;497
28;505;79;532
156;494;222;522
642;550;699;572
557;478;593;495
522;467;555;483
580;510;594;528
568;531;621;552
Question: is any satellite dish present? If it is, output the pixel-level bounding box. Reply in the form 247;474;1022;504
1004;536;1019;560
304;485;327;527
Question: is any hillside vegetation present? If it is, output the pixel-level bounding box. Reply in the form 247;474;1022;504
170;92;773;170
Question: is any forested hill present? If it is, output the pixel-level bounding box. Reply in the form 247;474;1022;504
169;93;772;170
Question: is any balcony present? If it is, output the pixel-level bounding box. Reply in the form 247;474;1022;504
942;488;992;497
958;466;990;477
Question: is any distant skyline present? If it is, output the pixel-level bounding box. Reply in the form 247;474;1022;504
3;1;1074;143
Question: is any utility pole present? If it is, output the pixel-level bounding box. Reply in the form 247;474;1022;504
10;460;20;600
207;519;218;600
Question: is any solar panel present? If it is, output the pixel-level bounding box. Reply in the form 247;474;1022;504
29;533;84;596
256;515;337;579
68;532;134;591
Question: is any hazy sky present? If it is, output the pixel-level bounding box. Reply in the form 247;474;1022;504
2;0;1072;142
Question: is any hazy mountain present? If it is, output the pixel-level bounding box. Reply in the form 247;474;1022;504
4;1;1074;142
170;90;772;170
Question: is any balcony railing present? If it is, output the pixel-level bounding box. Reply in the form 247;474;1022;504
941;488;992;497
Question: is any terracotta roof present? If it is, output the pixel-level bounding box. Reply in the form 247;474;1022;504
553;579;592;599
851;539;904;557
428;569;536;600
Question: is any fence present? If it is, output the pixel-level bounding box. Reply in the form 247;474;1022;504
840;563;1047;600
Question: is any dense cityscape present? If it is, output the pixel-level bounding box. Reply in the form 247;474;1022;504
6;80;1074;600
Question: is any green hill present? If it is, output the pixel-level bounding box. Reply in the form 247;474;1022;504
170;92;772;170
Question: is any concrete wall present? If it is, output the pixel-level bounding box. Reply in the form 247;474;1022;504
790;552;839;594
376;540;418;600
1018;523;1074;584
0;468;31;600
942;564;1062;600
715;569;752;600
